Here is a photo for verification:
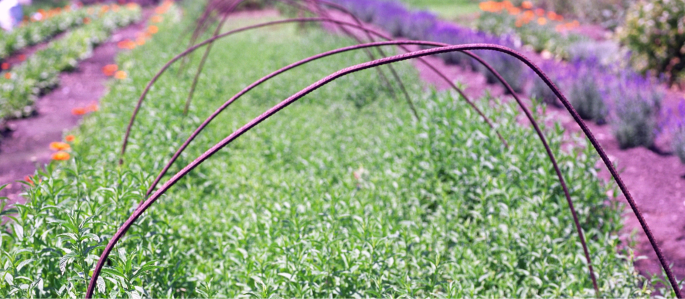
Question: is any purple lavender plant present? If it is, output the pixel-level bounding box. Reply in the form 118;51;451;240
528;60;570;107
370;1;408;37
400;11;437;40
428;23;473;65
568;58;608;123
475;48;527;93
333;0;380;23
672;99;685;163
611;71;663;148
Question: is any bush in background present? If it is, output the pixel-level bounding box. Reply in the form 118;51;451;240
568;59;608;124
619;0;685;86
477;50;527;93
399;10;436;40
612;75;663;149
672;101;685;163
674;127;685;164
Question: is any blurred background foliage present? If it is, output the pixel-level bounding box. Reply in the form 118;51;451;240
619;0;685;86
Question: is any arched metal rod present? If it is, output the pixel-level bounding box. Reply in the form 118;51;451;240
177;0;232;75
280;0;417;120
89;44;680;298
182;0;412;119
303;0;419;122
119;17;507;165
463;50;600;294
138;39;599;294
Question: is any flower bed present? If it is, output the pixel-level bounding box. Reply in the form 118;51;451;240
0;3;142;121
0;4;90;61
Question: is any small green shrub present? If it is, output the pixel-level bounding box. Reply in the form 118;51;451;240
674;128;685;164
612;80;662;148
619;0;685;85
569;72;607;124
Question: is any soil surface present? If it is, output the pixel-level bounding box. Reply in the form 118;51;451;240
0;8;154;205
324;9;685;293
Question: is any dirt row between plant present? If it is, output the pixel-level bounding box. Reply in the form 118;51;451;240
0;8;155;205
321;9;685;293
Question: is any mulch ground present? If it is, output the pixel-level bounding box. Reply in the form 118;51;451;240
0;8;154;205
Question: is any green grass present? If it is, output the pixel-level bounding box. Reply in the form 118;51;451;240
399;0;481;25
0;2;657;297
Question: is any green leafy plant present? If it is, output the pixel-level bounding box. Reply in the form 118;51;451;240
619;0;685;85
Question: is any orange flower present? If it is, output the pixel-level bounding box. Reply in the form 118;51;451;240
117;39;136;50
101;5;110;13
547;11;558;20
537;17;547;25
151;15;163;23
102;64;118;76
523;10;534;19
535;8;545;16
111;4;120;11
4;73;11;79
136;37;146;46
86;102;99;112
521;1;533;9
83;17;90;24
72;107;87;115
154;5;168;14
49;141;71;151
507;7;521;15
52;151;70;161
147;25;159;35
114;70;127;79
126;3;139;10
24;175;41;185
65;135;75;142
1;63;9;70
18;54;26;61
515;19;523;27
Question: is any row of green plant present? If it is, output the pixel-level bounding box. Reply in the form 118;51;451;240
0;1;663;296
0;4;142;121
0;5;89;61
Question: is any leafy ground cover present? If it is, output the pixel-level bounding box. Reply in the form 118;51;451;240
0;4;141;121
0;2;663;298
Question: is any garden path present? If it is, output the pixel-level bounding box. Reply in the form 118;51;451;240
0;8;154;205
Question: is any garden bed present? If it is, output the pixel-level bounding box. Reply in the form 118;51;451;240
0;2;656;297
